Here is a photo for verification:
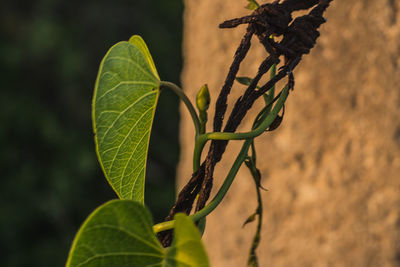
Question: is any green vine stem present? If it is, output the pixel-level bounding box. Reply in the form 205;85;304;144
263;62;276;114
205;84;289;141
155;63;284;234
244;141;263;267
153;138;253;234
198;110;207;134
160;81;201;135
192;84;284;172
193;134;208;172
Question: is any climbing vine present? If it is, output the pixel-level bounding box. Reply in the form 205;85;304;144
66;1;333;266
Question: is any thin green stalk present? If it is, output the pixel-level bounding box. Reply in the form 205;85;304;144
264;36;276;105
205;85;289;141
191;139;252;221
252;63;276;130
153;139;252;234
244;140;263;267
192;81;286;172
193;134;208;172
199;111;207;134
160;81;201;135
247;176;263;267
160;81;207;172
154;54;283;234
263;62;276;114
153;219;174;234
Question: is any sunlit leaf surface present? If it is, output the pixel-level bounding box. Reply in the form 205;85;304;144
93;36;160;202
66;200;209;267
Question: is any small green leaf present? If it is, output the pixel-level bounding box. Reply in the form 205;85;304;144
66;200;209;267
235;76;261;89
93;35;160;202
166;214;209;267
242;213;257;228
236;76;253;86
246;0;259;11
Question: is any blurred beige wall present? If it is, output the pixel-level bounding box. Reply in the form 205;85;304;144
179;0;400;266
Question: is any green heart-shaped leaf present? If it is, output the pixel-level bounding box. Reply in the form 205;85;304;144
93;35;160;202
66;200;209;267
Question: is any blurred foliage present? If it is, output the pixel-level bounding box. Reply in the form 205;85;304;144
0;0;182;266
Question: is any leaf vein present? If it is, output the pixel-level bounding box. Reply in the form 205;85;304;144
120;128;150;192
98;90;156;145
106;106;154;184
106;56;157;81
98;81;157;101
84;224;162;252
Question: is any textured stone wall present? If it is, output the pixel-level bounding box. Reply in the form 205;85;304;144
179;0;400;266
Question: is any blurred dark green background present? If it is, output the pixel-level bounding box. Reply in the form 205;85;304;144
0;0;182;266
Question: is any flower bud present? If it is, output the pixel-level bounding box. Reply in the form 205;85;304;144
196;84;210;112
